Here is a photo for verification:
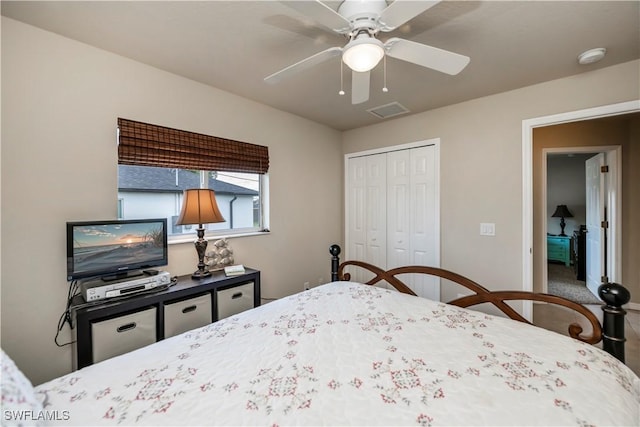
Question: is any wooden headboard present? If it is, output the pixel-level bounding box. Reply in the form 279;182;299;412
329;244;630;363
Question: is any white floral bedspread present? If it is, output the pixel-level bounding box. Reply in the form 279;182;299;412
36;282;639;426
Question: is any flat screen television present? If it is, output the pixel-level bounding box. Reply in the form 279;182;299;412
66;218;168;281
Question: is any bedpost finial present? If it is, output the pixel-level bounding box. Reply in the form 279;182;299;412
598;282;630;308
598;281;629;363
329;244;341;256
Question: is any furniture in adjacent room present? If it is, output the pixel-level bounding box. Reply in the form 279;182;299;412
70;268;260;369
573;227;587;281
547;235;571;266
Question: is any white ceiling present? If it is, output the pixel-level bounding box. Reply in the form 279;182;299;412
2;1;639;131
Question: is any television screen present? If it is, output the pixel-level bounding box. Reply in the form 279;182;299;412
67;219;168;281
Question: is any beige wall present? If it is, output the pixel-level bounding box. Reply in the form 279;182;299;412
342;60;640;305
1;18;343;384
533;117;639;302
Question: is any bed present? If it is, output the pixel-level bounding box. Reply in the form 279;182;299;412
2;247;638;426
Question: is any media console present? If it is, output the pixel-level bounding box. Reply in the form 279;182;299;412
70;268;260;369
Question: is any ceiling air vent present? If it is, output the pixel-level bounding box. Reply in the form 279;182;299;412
367;102;410;119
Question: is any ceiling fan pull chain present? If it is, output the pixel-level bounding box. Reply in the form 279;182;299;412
382;55;389;93
339;60;345;96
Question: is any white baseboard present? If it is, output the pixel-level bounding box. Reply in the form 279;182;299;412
625;302;639;312
533;300;639;312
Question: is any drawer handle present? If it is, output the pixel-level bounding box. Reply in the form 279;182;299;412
232;292;243;299
182;305;197;314
117;322;136;333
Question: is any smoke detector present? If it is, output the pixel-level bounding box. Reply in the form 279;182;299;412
578;48;606;65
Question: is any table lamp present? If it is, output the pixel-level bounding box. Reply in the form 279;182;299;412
552;204;573;237
175;189;225;279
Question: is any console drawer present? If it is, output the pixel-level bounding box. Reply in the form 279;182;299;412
548;246;567;258
91;306;156;364
164;293;212;338
216;282;254;320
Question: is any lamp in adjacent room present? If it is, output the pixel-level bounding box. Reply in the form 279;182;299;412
175;189;225;279
552;204;573;237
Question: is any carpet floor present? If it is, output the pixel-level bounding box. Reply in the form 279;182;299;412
547;263;602;305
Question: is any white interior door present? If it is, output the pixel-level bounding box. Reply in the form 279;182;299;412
346;141;439;299
347;155;367;283
347;153;387;284
366;154;387;269
409;146;439;300
387;150;411;268
604;149;619;282
585;153;605;295
386;146;439;300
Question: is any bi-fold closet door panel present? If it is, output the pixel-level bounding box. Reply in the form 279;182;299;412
387;150;411;268
347;154;387;284
347;145;439;300
365;153;387;269
387;146;439;300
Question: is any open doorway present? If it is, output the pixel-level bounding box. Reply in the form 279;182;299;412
521;100;640;322
542;148;621;304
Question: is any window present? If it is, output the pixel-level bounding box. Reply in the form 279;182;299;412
116;118;269;240
117;165;267;238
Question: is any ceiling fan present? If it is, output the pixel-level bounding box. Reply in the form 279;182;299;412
264;0;470;105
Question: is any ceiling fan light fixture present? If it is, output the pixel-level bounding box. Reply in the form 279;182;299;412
342;37;385;72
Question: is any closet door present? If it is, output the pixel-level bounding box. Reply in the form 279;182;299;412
347;156;367;268
365;154;387;269
409;146;439;300
347;154;386;283
387;146;439;300
346;143;439;299
387;150;411;268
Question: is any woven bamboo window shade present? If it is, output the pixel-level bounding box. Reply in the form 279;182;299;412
117;118;269;174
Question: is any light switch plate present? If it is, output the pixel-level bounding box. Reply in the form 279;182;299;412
480;223;496;236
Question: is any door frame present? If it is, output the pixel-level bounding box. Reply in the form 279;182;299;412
540;146;621;294
521;100;639;321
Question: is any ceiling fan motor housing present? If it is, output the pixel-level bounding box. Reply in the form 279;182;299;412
338;0;387;33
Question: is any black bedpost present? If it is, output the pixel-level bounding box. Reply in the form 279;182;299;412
330;244;341;282
598;282;630;363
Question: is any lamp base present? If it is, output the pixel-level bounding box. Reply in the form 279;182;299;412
559;217;567;237
191;269;212;280
191;226;211;280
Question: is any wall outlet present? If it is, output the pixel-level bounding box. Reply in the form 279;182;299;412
304;281;310;291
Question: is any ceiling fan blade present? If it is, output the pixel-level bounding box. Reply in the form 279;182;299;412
281;0;351;34
378;0;441;31
385;37;470;75
265;47;342;84
351;70;370;104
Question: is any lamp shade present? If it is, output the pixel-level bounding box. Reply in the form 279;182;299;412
175;189;225;226
342;37;385;72
552;204;573;218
